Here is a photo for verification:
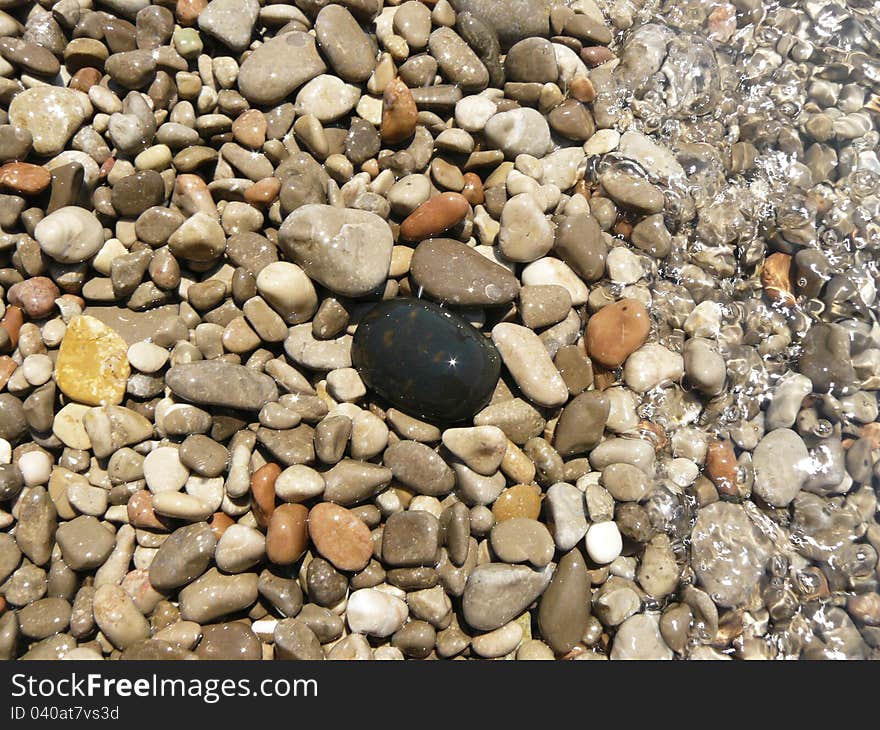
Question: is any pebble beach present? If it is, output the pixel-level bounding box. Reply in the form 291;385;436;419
0;0;878;660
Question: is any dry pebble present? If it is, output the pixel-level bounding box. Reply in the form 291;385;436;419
0;0;872;664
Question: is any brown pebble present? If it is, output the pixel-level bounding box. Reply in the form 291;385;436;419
127;491;169;531
580;46;616;67
176;0;207;25
232;109;266;149
7;277;60;319
570;76;596;103
461;172;484;205
251;462;280;528
209;512;234;540
705;439;738;496
0;306;23;350
0;357;17;391
0;163;51;195
399;192;470;241
492;484;542;521
381;78;418;144
585;298;651;368
243;177;281;206
266;504;309;565
761;252;795;307
308;502;372;572
69;67;103;93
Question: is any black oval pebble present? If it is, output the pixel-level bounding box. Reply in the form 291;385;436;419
352;298;501;424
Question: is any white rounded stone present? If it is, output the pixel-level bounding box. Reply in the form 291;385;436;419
346;588;409;637
143;446;189;493
18;451;52;487
585;520;623;564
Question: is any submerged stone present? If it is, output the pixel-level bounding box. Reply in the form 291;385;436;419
352;298;500;424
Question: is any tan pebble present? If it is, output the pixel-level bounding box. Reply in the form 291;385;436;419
570;77;596;103
0;357;17;391
585;298;651;368
492;484;542;521
308;502;372;571
0;306;23;349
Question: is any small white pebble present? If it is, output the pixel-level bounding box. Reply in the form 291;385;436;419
18;450;52;487
127;341;169;373
0;439;11;464
21;354;53;386
585;520;623;564
41;319;67;348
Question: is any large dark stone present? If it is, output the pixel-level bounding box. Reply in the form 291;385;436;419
352;298;500;423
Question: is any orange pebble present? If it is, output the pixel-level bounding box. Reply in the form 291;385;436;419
251;462;281;528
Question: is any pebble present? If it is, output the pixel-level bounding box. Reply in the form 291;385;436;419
491;323;568;408
545;483;587;551
55;316;130;407
586;299;651;368
462;563;552;631
7;87;90;156
34;207;104;264
538;549;591;654
611;614;673;660
215;524;265;572
178;568;258;623
400;194;471;242
198;0;258;53
498;193;555;262
353;298;501;423
585;521;623;565
237;32;326;106
752;428;811;507
55;516;115;571
308;502;373;572
93;585;149;650
484;108;552;159
490;518;554;567
279;205;393;298
690;502;771;607
148;523;217;591
166;361;278;411
347;589;409;637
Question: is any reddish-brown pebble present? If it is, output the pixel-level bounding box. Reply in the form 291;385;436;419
0;162;51;194
308;502;372;572
127;491;169;531
381;78;418;144
266;504;309;565
176;0;207;25
0;357;17;391
580;46;616;67
0;306;23;349
99;157;115;180
251;462;280;528
69;67;102;92
209;512;234;540
399;192;470;241
461;172;484;205
705;440;738;495
585;298;651;368
243;177;281;206
7;277;60;319
232;109;266;149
